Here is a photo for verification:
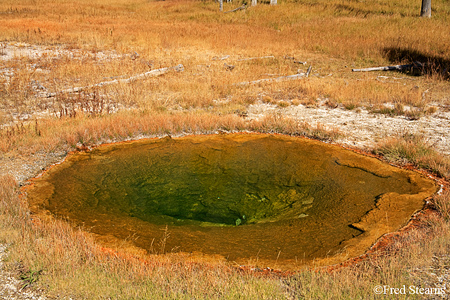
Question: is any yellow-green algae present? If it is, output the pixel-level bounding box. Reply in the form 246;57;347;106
27;134;437;270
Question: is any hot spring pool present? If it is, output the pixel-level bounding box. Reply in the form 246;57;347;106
27;134;437;269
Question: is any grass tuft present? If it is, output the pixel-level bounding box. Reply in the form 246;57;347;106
374;133;450;179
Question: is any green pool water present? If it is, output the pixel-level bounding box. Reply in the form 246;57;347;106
27;134;436;269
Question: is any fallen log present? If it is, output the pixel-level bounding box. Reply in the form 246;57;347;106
42;64;184;98
352;62;424;72
224;63;235;71
306;65;312;77
224;4;246;13
212;55;230;61
284;56;306;65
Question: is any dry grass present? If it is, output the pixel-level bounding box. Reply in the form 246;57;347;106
1;0;450;127
0;0;450;298
1;0;449;58
0;109;342;154
375;133;450;179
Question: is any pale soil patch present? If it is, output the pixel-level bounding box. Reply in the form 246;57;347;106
247;102;450;155
0;41;124;63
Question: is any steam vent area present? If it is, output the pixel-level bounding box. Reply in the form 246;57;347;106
27;134;437;270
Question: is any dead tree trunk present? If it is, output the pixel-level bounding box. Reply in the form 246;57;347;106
270;0;277;5
420;0;431;17
224;4;246;13
41;64;184;98
219;0;223;11
251;0;257;6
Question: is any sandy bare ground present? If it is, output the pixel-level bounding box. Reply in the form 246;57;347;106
248;101;450;155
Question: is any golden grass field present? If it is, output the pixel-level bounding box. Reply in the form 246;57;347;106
1;0;450;298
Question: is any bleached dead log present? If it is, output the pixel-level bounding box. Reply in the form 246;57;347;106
352;63;422;72
212;55;230;61
235;73;306;86
42;64;184;98
224;4;246;13
224;63;235;71
236;56;275;62
306;65;312;77
284;56;306;64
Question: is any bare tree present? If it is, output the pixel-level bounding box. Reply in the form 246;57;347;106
251;0;257;6
420;0;431;17
270;0;277;5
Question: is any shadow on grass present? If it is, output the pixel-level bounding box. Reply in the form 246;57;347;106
383;47;450;79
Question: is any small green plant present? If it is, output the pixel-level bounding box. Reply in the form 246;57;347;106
371;103;404;117
19;269;42;290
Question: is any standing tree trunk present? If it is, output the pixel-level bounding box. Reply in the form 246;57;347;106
251;0;257;6
420;0;431;17
219;0;223;11
270;0;277;5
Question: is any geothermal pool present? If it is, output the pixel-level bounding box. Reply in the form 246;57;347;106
27;134;436;269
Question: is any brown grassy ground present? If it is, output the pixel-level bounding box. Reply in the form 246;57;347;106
1;0;450;298
1;0;450;124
